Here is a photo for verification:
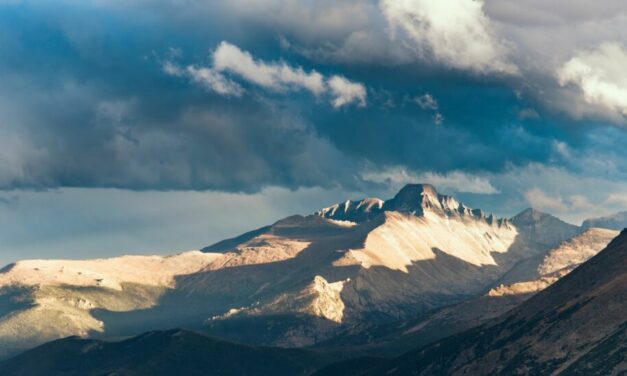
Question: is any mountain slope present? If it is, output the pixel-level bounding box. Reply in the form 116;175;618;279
0;252;219;359
510;208;580;252
319;229;627;375
488;227;617;296
0;329;335;376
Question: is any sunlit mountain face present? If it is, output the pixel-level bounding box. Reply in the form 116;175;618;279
1;1;627;375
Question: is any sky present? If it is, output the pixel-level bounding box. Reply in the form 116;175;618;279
2;0;627;265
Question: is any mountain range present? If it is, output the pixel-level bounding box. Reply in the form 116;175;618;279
0;183;625;374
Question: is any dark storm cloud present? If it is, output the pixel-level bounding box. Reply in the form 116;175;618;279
0;0;626;194
0;1;368;192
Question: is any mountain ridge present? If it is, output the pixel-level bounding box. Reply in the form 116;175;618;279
0;329;338;376
316;184;510;227
0;183;610;360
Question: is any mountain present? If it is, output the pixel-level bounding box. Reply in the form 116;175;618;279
510;208;580;251
0;184;583;359
309;227;617;358
0;329;335;376
583;210;627;231
318;229;627;375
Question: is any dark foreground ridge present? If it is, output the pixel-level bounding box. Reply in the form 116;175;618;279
0;329;337;376
317;229;627;375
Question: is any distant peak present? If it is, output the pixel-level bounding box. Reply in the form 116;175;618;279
511;207;552;222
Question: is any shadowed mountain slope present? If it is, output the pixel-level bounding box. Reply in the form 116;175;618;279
0;329;336;376
318;229;627;375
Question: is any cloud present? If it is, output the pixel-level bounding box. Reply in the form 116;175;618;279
552;140;571;159
569;194;596;212
362;167;500;194
327;75;367;108
164;62;243;97
524;188;568;212
414;93;438;110
412;93;444;124
524;188;598;216
604;193;627;207
557;42;627;119
433;113;444;125
166;42;367;108
380;0;517;74
0;71;366;192
212;41;326;94
517;108;539;120
5;0;627;201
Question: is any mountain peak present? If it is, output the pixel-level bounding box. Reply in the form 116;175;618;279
382;183;458;216
397;183;438;196
510;207;580;249
317;183;509;228
512;207;579;224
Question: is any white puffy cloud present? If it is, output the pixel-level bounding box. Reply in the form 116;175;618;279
327;75;367;108
380;0;517;74
163;61;244;97
213;41;325;94
185;66;244;97
557;42;627;119
166;42;367;108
